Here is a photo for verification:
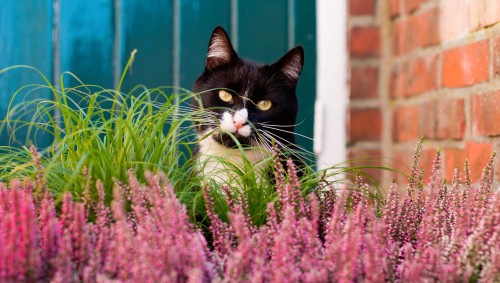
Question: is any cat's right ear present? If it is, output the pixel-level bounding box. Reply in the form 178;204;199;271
206;26;237;70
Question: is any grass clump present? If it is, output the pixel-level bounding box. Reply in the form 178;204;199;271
0;68;198;200
1;56;391;226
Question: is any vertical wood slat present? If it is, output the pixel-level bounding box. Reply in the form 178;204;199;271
58;0;115;118
59;0;115;89
294;0;316;153
237;0;289;63
0;0;54;147
120;0;173;93
178;0;231;89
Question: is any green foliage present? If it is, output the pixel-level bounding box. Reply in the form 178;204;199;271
0;55;391;224
0;54;200;207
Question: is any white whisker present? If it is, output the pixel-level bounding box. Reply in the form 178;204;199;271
256;121;303;128
259;130;316;164
258;124;314;141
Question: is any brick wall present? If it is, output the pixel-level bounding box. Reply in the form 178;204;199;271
347;0;500;187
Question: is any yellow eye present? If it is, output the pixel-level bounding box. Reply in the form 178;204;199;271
257;100;272;111
218;90;233;103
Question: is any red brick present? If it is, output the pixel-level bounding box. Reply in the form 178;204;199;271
349;0;375;15
390;61;409;97
350;67;378;99
392;56;437;98
442;40;490;88
348;148;383;182
441;0;500;41
349;108;382;141
494;37;500;77
409;8;440;49
389;0;401;18
471;0;500;30
393;18;409;55
393;106;419;142
404;0;421;14
418;99;465;140
440;0;470;42
419;102;437;139
444;142;493;183
472;91;500;136
436;99;466;139
350;26;381;58
406;55;438;96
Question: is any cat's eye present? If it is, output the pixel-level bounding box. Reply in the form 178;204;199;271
257;100;272;111
218;90;233;103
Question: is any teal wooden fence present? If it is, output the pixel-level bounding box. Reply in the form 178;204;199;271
0;0;316;151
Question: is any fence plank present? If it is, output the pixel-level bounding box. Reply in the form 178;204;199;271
0;0;53;147
237;0;289;62
294;0;316;154
120;0;173;92
179;0;231;90
59;0;115;89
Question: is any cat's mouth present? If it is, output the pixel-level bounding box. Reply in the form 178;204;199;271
221;123;252;138
210;109;254;148
212;132;253;148
218;110;253;138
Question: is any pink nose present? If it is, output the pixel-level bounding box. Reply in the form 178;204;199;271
234;121;245;129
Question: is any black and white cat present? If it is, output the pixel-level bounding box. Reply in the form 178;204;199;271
192;26;304;184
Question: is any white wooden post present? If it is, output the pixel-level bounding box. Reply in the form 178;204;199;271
315;0;348;171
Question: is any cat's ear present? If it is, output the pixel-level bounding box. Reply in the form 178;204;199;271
206;26;237;70
272;46;304;84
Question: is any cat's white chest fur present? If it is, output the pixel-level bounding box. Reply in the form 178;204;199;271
197;135;269;186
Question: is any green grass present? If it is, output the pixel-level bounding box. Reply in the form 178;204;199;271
0;52;394;226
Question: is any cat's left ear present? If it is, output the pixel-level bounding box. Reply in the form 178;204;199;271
206;26;238;70
272;46;304;85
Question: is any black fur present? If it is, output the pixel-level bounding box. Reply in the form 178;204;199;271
192;26;304;152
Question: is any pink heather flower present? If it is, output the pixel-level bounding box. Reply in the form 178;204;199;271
0;180;42;281
0;148;498;282
38;191;61;278
203;185;233;257
52;231;74;283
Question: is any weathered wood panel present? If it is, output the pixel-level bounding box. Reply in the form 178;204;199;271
179;0;231;89
120;0;174;92
59;0;115;89
0;0;54;147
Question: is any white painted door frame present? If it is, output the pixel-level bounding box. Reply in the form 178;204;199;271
315;0;348;170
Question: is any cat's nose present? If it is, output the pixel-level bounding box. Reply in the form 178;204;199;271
234;120;247;129
233;108;248;130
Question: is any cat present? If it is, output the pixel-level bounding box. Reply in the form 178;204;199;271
192;26;304;186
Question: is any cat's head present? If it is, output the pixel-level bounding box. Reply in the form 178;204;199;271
192;26;304;150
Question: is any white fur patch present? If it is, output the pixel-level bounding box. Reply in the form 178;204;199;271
233;108;248;126
219;109;252;137
197;134;269;187
238;125;252;137
220;112;237;133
